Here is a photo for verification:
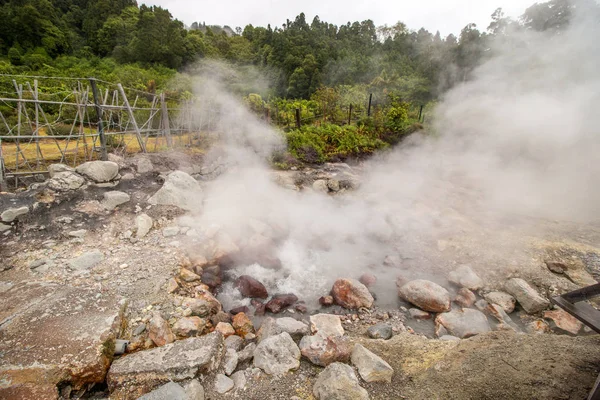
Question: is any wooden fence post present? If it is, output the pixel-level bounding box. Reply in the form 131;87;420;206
89;78;108;161
160;93;172;149
295;108;301;129
117;83;146;153
368;93;372;117
348;104;353;125
0;137;5;191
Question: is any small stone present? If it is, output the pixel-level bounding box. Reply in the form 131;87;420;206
351;344;394;383
184;379;204;400
214;374;234;394
76;160;119;182
485;303;520;332
136;213;153;238
504;278;550;314
409;308;432;320
225;335;244;351
133;323;146;336
319;296;334;306
172;316;205;338
265;293;298;313
183;293;221;317
0;223;11;233
544;309;583;335
102;191;130;210
238;343;256;363
483;291;516;313
136;157;154;174
215;322;236;338
68;229;87;238
299;333;352;366
138;382;186;400
1;206;29;222
253;332;301;375
399;279;451;313
148;312;175;346
180;268;201;282
454;288;476;307
167;278;179;294
232;312;255;337
526;319;551;334
68;250;104;270
235;275;268;299
367;323;392;340
231;370;247;390
163;227;180;237
224;348;239;375
310;314;344;337
359;273;377;287
435;308;491;339
331;278;374;309
257;317;310;342
448;265;484;290
313;179;329;193
230;306;250;315
313;362;368;400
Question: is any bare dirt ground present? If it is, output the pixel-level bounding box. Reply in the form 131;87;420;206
1;151;600;399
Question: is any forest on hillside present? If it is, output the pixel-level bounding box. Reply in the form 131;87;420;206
1;0;597;102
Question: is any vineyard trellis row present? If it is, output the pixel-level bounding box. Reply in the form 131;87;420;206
0;74;212;190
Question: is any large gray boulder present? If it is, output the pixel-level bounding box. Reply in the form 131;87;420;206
253;332;300;375
399;279;451;313
148;171;202;211
351;344;394;383
107;332;224;398
504;278;550;314
313;362;369;400
435;308;491;338
76;161;119;182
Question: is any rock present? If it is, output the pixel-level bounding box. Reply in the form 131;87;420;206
163;227;180;237
504;278;550;314
265;293;298;313
485;303;520;332
295;302;308;313
230;306;249;315
47;171;85;191
313;179;329;193
448;265;484;290
319;296;334;306
102;191;130;210
136;213;153;238
231;370;247;390
310;314;344;337
359;273;377;287
210;311;231;326
409;308;432;320
148;170;202;211
439;335;461;341
313;362;369;400
76;160;119;182
483;291;516;313
232;312;254;337
435;308;491;338
234;275;268;299
224;348;239;375
225;335;244;351
1;206;29;222
399;279;451;313
299;333;352;366
474;299;489;311
526;319;551;334
367;323;393;340
214;374;234;394
68;229;87;238
184;380;205;400
257;317;310;342
180;268;201;282
545;260;597;287
215;322;236;338
351;344;394;383
182;293;221;317
238;343;256;363
0;223;11;233
133;323;147;336
544;309;583;335
138;382;187;400
107;333;224;398
331;278;374;309
68;250;104;270
454;288;476;307
167;278;179;294
149;312;175;346
172;317;205;338
253;332;301;375
201;272;221;289
48;163;73;177
327;179;340;192
136;157;154;173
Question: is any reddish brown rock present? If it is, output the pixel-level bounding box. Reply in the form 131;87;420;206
299;333;352;367
172;316;205;338
215;322;236;338
454;288;476;308
180;268;201;282
265;294;298;314
166;278;179;294
398;279;451;313
319;296;334;306
234;275;268;299
331;279;374;309
409;308;431;320
544;309;583;335
359;273;377;287
232;312;255;337
201;272;222;289
148;312;175;346
295;303;308;313
230;306;250;315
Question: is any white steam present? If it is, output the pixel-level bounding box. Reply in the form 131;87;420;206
181;11;600;310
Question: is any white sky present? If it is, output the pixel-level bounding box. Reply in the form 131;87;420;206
143;0;529;37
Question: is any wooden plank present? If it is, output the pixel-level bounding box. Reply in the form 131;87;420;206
117;83;146;153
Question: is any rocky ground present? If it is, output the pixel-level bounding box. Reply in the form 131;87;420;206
1;152;600;399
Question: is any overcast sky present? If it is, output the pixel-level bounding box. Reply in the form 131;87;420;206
143;0;529;37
